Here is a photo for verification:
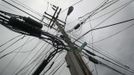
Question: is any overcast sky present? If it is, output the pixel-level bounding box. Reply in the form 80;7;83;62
0;0;134;75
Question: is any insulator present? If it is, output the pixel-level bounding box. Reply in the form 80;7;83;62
8;17;41;37
88;55;99;64
85;50;96;56
74;24;80;29
74;22;83;29
23;17;43;29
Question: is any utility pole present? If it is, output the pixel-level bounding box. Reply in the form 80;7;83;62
50;6;92;75
42;5;92;75
56;21;92;75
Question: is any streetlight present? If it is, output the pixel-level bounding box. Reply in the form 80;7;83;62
64;6;74;28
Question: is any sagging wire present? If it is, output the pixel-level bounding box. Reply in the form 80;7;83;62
83;53;126;75
80;0;119;22
82;49;134;74
51;61;65;75
48;58;65;75
61;0;84;13
74;18;134;42
0;35;24;54
10;0;43;17
90;23;134;44
14;43;49;75
0;37;35;60
0;34;22;48
0;36;30;75
78;0;117;19
72;36;134;73
0;9;64;49
86;0;134;25
2;0;50;29
15;36;61;74
0;3;18;13
93;0;134;28
42;49;65;75
26;42;50;75
88;15;98;75
14;40;42;75
27;46;54;75
66;0;133;32
67;0;119;33
31;46;64;75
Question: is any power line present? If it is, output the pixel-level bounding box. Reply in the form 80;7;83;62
84;53;126;75
51;61;65;75
93;0;134;28
0;34;22;47
67;0;120;33
10;0;42;17
83;49;134;73
70;35;134;72
2;0;58;31
74;18;134;42
61;0;84;13
27;44;53;74
0;36;29;75
87;0;134;24
14;40;42;75
88;16;98;75
66;0;133;31
0;35;24;54
26;43;49;75
91;23;134;44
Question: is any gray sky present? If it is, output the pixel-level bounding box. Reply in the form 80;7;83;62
0;0;134;75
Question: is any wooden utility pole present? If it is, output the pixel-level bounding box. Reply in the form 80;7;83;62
56;21;92;75
66;52;92;75
42;5;92;75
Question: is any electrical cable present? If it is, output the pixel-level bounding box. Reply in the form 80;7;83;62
48;59;65;75
14;43;47;75
14;40;42;75
66;0;133;31
78;0;110;19
67;0;120;33
10;0;43;17
79;0;118;20
91;23;134;44
31;46;62;75
16;43;53;75
83;50;134;73
0;35;24;54
93;0;134;28
51;61;65;75
0;37;35;60
89;17;99;75
0;36;30;75
70;35;134;72
85;54;126;75
74;18;134;42
71;0;133;38
0;34;22;47
61;0;84;13
2;0;54;31
30;47;53;74
86;0;134;23
0;4;17;13
26;43;51;75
